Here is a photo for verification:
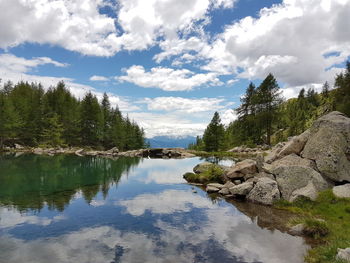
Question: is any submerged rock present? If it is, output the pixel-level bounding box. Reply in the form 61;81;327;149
207;183;225;189
206;185;220;193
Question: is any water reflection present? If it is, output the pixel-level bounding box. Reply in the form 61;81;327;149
0;154;140;211
0;155;308;263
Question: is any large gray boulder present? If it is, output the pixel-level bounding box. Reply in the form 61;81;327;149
273;165;330;202
333;184;350;198
302;111;350;182
226;159;257;179
263;154;315;174
247;177;280;205
276;130;311;159
229;182;254;196
290;181;318;202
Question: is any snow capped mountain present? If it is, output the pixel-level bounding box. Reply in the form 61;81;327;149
147;136;196;148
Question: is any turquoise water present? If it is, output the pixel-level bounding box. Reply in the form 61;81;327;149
0;154;307;263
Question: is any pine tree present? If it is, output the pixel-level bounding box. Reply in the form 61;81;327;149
101;93;112;148
203;112;225;152
80;92;103;146
41;113;64;147
254;73;283;145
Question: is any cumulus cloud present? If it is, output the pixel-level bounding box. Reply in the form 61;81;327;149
142;97;226;113
118;189;216;216
118;65;221;91
0;0;236;56
127;111;208;137
89;75;109;81
204;0;350;87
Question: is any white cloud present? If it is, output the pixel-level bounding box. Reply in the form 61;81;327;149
0;0;236;56
0;53;137;112
142;97;226;113
128;112;207;137
0;207;65;228
118;189;216;216
89;75;109;81
118;65;221;91
0;0;118;56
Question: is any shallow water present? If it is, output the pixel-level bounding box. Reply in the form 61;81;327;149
0;154;308;263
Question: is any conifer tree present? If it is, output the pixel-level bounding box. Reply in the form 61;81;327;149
203;112;225;152
80;92;103;146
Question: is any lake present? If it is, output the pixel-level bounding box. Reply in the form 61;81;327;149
0;154;308;263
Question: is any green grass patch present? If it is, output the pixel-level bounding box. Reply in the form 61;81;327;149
183;165;224;184
276;190;350;263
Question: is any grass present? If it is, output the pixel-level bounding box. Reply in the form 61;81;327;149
276;190;350;263
183;165;225;184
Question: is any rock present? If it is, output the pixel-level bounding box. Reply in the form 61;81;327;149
273;165;330;202
223;181;236;189
337;248;350;262
193;162;214;174
106;147;119;154
333;184;350;198
229;182;254;196
233;180;242;185
264;142;285;164
207;183;225;189
290;181;318;202
14;143;24;149
33;147;44;155
276;130;311;159
267;154;315;172
226;159;257;179
218;187;230;195
206;185;220;193
247;177;280;205
289;224;305;236
302;111;350;182
75;149;84;156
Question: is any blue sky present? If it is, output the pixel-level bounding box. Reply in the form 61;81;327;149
1;0;349;137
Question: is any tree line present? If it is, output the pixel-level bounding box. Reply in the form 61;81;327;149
190;61;350;152
0;80;146;150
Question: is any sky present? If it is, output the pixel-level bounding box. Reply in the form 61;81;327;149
0;0;350;138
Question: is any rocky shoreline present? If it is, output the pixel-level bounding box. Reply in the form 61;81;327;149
184;111;350;205
2;146;196;159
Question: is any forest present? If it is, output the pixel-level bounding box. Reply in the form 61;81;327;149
0;81;146;150
190;61;350;152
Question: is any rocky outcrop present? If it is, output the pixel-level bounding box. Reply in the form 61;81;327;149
247;178;280;205
333;184;350;198
185;112;350;205
273;165;330;202
301;111;350;182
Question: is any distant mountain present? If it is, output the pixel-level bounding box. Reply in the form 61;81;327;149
147;136;196;149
